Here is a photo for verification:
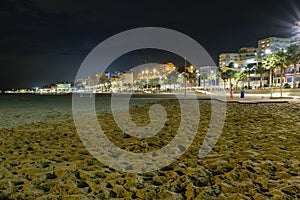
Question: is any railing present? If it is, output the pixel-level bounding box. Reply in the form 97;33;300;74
285;71;300;75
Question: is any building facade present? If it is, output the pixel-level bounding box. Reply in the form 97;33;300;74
196;66;219;87
285;64;300;88
219;53;239;68
238;47;257;64
257;37;292;58
291;21;300;45
219;47;257;69
56;83;71;93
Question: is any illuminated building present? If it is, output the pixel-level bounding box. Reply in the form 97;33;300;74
258;37;291;58
291;21;300;45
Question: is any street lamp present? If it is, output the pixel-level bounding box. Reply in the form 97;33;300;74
146;70;149;89
265;48;273;89
184;57;187;96
190;65;194;73
196;69;200;87
265;49;271;55
210;70;214;88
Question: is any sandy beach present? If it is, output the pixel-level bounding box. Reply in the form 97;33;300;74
0;95;300;199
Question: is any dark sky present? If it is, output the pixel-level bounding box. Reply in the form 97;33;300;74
1;0;300;89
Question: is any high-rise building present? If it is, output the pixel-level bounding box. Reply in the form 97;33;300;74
257;37;292;58
219;53;239;67
291;21;300;45
237;47;257;66
219;47;257;68
238;47;257;61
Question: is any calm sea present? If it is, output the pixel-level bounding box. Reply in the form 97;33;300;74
0;94;171;129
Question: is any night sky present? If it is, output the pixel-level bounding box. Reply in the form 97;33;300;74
1;0;300;89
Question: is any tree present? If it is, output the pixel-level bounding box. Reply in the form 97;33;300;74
220;71;228;89
225;69;237;91
286;44;300;89
263;51;290;97
200;73;208;88
219;67;237;89
237;71;248;89
255;64;266;88
272;51;291;97
262;54;276;88
244;64;255;88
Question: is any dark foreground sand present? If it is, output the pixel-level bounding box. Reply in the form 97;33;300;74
0;100;300;199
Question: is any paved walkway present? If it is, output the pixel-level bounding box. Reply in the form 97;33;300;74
213;93;299;104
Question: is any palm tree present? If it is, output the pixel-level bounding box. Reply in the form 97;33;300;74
244;64;255;88
286;44;300;89
220;71;228;89
255;64;266;88
262;54;276;88
237;71;248;89
226;69;237;89
273;51;291;97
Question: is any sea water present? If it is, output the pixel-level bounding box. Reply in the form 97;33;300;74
0;94;171;129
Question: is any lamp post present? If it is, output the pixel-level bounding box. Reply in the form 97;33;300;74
190;66;194;90
196;69;200;87
146;69;149;89
142;71;145;89
184;57;187;96
264;48;273;96
210;70;214;89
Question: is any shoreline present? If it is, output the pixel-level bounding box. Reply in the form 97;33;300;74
1;93;299;130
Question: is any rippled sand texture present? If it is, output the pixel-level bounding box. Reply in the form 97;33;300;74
0;100;300;199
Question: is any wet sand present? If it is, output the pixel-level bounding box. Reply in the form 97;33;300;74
0;99;300;199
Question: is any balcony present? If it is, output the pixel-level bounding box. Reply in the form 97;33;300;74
286;70;300;75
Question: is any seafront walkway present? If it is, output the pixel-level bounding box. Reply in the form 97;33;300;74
193;89;300;104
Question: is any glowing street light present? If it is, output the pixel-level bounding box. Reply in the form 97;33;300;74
190;65;194;73
265;49;271;55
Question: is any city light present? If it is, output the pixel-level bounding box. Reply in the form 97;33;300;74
265;49;271;54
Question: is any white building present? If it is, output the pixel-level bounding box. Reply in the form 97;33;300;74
219;53;240;68
56;83;71;93
196;66;219;87
238;47;257;66
291;21;300;45
219;47;258;69
258;37;292;58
